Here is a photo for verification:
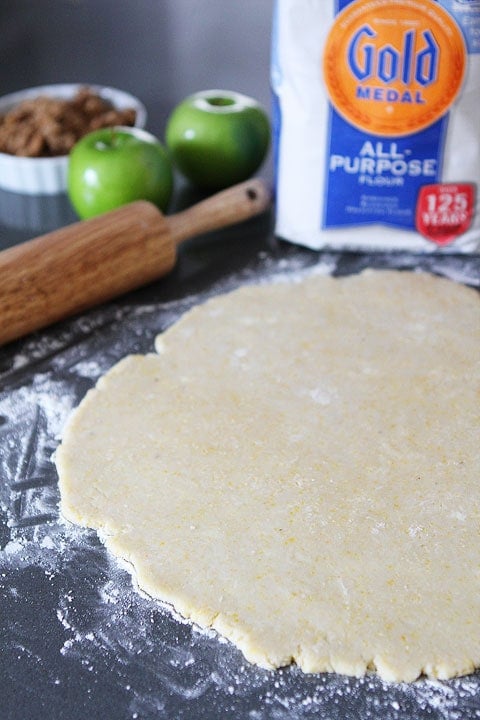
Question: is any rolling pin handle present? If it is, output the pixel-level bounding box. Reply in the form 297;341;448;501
167;178;272;246
0;178;272;347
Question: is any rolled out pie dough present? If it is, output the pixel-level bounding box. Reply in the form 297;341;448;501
56;270;480;682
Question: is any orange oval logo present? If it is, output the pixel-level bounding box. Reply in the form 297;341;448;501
323;0;467;137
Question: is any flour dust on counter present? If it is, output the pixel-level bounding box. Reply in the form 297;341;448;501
2;249;480;720
56;268;480;684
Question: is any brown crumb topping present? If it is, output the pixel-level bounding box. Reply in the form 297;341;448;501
0;86;137;157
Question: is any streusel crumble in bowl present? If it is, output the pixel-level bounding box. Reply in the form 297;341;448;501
0;84;146;195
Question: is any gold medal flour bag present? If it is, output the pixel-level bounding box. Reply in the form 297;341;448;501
271;0;480;252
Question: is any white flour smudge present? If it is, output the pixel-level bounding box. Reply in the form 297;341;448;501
1;250;479;719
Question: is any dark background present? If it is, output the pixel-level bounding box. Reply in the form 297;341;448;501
1;4;480;719
0;0;272;143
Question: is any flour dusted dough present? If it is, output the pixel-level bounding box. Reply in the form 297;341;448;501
56;270;480;682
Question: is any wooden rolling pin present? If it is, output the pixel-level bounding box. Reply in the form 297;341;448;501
0;178;271;347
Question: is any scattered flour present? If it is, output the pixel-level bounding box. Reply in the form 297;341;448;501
1;249;479;718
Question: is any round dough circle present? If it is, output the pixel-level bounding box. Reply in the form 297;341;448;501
57;270;480;682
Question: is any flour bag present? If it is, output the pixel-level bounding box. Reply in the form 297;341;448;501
271;0;480;252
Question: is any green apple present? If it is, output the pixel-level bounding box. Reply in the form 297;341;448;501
67;126;173;219
165;89;270;191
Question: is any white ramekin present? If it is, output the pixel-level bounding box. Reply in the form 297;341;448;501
0;83;147;195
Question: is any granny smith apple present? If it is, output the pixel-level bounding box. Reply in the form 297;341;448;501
165;90;270;191
67;126;173;219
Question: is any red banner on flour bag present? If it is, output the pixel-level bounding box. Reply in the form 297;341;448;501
271;0;480;253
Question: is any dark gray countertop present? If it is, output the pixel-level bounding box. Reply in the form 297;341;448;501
1;185;480;719
1;3;480;717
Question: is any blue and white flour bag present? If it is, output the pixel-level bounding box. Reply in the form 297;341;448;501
271;0;480;252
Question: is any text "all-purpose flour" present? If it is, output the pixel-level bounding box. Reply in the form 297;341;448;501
272;0;480;252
